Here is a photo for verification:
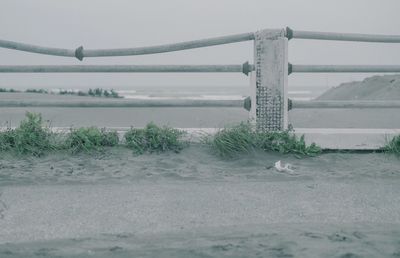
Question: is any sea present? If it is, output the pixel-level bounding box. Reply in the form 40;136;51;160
40;84;331;101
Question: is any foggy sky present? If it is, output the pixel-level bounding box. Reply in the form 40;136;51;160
0;0;400;89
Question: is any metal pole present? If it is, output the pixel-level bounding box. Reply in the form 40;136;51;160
291;64;400;73
0;39;75;57
83;33;255;58
0;99;244;108
0;33;255;60
0;64;253;74
291;100;400;109
286;27;400;43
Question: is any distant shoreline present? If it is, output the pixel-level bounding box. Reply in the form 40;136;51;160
0;87;122;98
317;74;400;100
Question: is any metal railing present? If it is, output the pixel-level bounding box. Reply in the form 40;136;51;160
290;100;400;110
286;27;400;43
1;28;400;141
0;64;252;74
290;64;400;74
284;28;400;113
0;98;243;108
0;32;254;60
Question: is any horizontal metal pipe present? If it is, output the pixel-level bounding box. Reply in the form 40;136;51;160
83;33;255;58
0;99;244;108
0;64;253;74
291;100;400;109
0;39;75;57
289;28;400;43
291;64;400;73
0;33;255;60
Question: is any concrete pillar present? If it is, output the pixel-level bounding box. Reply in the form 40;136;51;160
250;29;288;131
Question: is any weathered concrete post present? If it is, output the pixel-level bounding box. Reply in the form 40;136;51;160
249;29;288;131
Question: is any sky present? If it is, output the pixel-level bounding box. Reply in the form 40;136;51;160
0;0;399;90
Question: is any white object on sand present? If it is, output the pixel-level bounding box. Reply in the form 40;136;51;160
274;160;294;174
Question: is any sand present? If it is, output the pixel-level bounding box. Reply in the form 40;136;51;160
1;147;400;257
1;93;400;257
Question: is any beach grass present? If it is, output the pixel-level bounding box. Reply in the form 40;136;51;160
383;135;400;155
0;87;122;98
207;123;256;157
0;113;321;157
124;123;186;154
0;88;20;93
208;122;321;158
25;88;48;94
63;127;119;153
0;112;55;156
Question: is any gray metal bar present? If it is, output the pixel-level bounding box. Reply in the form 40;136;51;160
291;100;400;109
0;33;255;60
291;64;400;73
83;33;255;58
0;39;75;57
288;28;400;43
0;64;253;74
0;99;244;108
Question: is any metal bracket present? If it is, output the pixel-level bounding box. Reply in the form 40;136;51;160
75;46;84;61
286;27;294;40
288;63;293;75
244;96;251;111
242;61;251;76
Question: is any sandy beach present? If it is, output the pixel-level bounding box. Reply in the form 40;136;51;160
1;147;400;257
1;93;400;257
1;0;400;256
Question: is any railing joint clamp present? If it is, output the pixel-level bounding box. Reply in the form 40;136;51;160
75;46;84;61
242;61;251;76
288;63;293;75
286;27;294;40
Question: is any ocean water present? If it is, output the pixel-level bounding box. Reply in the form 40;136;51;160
117;85;328;101
36;85;330;101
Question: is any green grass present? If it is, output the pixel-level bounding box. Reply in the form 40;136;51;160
58;88;121;98
0;88;20;93
383;135;400;155
124;123;186;154
25;88;48;94
0;113;321;158
208;123;256;157
0;113;186;156
208;122;321;158
0;113;119;155
0;87;121;98
0;112;54;156
0;128;17;152
63;127;119;153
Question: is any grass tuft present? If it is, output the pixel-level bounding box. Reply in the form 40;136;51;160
0;113;320;158
383;135;400;155
25;88;48;94
257;131;321;156
0;88;20;93
124;123;186;154
0;128;16;152
208;122;321;158
0;112;54;156
208;123;256;158
64;127;119;153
